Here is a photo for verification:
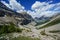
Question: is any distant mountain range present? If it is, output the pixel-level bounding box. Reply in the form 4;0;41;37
34;13;60;26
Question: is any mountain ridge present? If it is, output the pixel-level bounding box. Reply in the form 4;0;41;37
0;1;33;26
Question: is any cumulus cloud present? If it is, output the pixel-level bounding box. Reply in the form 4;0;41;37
27;10;37;18
1;0;25;12
30;1;60;18
1;0;60;18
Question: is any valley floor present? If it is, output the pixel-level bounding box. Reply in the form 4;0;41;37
18;23;60;40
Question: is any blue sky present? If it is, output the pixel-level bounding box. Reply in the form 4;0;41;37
18;0;60;10
0;0;60;18
1;0;60;10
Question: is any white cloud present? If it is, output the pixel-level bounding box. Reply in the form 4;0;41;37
9;0;24;11
27;10;37;18
1;0;60;18
1;0;25;12
30;1;60;18
17;10;26;13
31;1;49;10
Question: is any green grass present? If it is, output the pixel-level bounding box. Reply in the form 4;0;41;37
11;36;40;40
38;18;60;29
0;35;40;40
49;30;60;33
0;22;23;35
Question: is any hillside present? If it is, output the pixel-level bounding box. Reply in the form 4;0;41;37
36;15;60;29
